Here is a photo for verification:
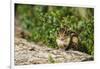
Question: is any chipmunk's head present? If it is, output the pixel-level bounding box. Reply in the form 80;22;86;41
57;26;70;36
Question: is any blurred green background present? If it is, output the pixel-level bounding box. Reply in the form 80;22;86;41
15;4;94;55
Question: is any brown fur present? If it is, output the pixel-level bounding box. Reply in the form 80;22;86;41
56;27;79;51
69;32;79;50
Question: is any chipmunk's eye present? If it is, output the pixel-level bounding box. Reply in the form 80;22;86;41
68;30;70;33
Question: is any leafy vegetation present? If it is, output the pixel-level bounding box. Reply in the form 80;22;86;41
15;4;94;55
48;54;55;63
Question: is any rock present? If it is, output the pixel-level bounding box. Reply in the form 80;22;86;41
14;37;93;65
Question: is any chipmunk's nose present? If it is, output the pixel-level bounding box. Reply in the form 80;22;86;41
61;38;64;40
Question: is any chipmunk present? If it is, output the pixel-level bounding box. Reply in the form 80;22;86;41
56;27;79;51
15;26;32;39
67;31;79;50
56;27;71;51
